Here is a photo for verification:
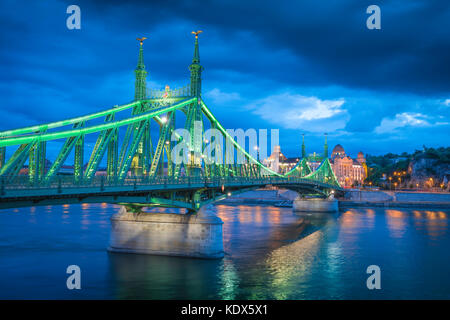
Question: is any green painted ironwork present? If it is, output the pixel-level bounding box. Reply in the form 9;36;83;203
284;158;312;178
0;99;194;148
0;143;33;183
44;122;84;184
107;128;118;182
84;114;115;182
303;158;340;187
0;33;341;212
0;147;5;170
134;39;147;101
0;100;141;139
149;113;173;176
173;100;195;178
118;120;148;181
190;32;203;98
74;131;84;184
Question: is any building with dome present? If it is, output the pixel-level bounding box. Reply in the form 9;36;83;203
330;144;367;187
262;136;367;187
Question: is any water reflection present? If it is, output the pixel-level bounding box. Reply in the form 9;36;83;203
108;207;335;300
264;213;334;299
365;209;375;230
340;209;359;229
215;205;308;262
386;209;407;238
217;259;240;300
412;210;448;243
1;204;450;299
109;252;221;299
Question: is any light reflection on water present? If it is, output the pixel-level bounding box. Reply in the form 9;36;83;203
0;204;449;299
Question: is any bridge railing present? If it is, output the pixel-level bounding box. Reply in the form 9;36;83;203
0;175;337;194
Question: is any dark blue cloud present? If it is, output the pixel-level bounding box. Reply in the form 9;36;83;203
0;0;448;160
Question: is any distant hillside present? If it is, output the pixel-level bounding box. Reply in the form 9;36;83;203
409;147;450;185
365;147;450;189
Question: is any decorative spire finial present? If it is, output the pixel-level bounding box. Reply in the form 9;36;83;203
137;37;147;46
191;30;203;39
134;37;147;100
189;30;203;97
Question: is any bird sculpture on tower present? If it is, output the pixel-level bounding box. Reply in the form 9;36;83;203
191;30;202;38
136;37;147;45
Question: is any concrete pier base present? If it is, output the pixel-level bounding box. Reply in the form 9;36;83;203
293;197;338;213
108;206;224;259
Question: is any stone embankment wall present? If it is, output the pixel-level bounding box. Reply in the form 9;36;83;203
218;189;291;205
344;190;450;202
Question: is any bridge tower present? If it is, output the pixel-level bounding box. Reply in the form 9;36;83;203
324;133;328;159
189;31;203;98
132;37;148;176
134;37;147;101
301;134;306;158
187;31;204;176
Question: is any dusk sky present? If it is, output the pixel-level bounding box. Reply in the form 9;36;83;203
0;0;449;158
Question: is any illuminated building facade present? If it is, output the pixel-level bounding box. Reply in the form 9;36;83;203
330;144;367;187
263;146;299;174
264;140;367;188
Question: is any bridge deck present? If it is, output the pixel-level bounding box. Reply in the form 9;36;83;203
0;176;342;210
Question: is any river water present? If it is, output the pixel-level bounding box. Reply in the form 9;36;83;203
0;203;449;299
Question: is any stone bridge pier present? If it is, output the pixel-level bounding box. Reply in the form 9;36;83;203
293;193;338;213
108;205;224;259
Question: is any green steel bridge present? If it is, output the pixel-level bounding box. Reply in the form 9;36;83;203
0;33;341;212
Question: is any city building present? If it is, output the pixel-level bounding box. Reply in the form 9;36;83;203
329;144;367;187
263;136;367;187
263;146;325;175
263;145;299;174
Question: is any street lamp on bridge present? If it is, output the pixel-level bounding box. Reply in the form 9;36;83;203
254;145;259;161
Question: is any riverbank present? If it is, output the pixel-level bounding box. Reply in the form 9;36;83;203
340;190;450;209
344;189;450;202
338;200;450;209
216;189;290;206
216;189;450;209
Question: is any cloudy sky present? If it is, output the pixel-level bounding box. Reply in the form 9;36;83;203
0;0;449;158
